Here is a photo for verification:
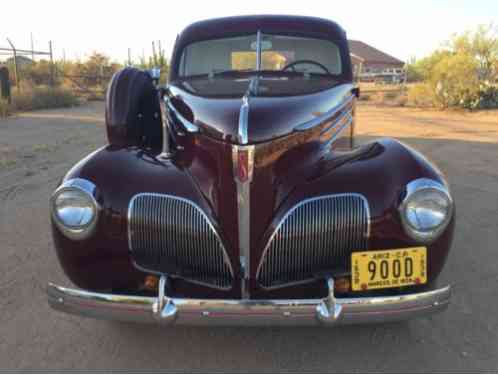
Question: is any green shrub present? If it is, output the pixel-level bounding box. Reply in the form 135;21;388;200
473;84;498;109
406;24;498;109
429;53;480;108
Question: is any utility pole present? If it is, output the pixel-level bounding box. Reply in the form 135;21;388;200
49;41;54;87
30;32;34;61
158;40;164;66
6;38;19;90
152;41;157;66
128;48;132;66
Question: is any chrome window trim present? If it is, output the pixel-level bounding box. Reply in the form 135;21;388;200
127;193;234;290
50;178;100;241
398;178;454;244
256;193;371;289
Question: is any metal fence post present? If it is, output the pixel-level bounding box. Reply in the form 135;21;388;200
6;38;19;91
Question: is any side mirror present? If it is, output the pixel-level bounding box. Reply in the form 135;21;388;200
352;87;360;99
157;85;168;99
148;68;161;86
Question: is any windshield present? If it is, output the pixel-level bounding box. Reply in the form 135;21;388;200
179;33;343;77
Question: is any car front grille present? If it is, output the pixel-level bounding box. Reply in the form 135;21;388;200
257;194;369;289
128;193;233;289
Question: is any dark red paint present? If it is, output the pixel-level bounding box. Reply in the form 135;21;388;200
51;15;454;300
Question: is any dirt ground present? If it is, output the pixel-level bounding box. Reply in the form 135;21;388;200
0;102;497;371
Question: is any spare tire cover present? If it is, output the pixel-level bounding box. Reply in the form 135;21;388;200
105;67;162;149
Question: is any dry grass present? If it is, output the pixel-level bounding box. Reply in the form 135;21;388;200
11;86;80;112
0;158;16;168
0;84;80;118
32;144;58;153
357;102;498;143
0;99;11;117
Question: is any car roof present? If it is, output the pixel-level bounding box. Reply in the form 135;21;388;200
176;15;347;46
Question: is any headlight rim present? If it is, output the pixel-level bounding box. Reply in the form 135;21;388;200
50;178;100;240
399;178;453;243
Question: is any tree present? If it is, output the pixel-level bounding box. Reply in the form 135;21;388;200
430;53;480;108
404;57;423;82
409;24;498;109
449;24;498;82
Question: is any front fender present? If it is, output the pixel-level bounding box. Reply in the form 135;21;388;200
259;138;455;289
51;145;227;294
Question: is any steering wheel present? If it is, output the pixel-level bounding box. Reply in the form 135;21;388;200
282;60;331;74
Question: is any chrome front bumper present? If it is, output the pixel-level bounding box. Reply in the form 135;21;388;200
47;278;450;326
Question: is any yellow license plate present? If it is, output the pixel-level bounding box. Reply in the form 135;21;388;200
351;247;427;291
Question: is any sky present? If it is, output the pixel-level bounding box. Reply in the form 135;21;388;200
1;0;497;64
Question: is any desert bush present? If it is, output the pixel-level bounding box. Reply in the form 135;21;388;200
382;90;401;101
475;84;498;109
430;52;481;108
10;85;79;112
407;24;497;109
369;89;406;106
407;83;436;107
394;93;408;107
405;51;452;83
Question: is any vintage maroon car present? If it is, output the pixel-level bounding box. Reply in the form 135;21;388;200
47;15;454;325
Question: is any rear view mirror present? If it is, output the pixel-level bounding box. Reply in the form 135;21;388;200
251;40;273;51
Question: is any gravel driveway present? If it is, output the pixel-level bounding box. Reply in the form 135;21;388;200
0;102;497;371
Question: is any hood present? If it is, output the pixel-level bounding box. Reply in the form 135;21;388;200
168;79;353;144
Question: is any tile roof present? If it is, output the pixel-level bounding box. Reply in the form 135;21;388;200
348;40;404;65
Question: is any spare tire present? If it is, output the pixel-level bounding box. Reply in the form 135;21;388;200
105;67;162;150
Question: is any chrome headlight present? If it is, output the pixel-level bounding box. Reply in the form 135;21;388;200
399;178;453;243
50;178;99;240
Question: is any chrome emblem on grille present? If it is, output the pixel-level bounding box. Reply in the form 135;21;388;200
232;145;255;298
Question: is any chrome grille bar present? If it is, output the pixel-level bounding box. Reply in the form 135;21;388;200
257;194;369;289
128;193;233;289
